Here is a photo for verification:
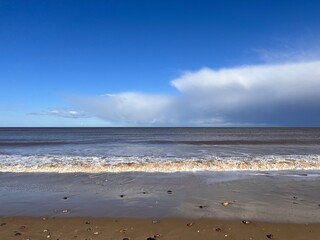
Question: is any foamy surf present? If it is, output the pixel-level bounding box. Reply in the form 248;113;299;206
0;154;320;173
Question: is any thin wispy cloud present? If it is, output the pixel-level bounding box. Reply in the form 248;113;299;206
35;60;320;126
29;109;87;119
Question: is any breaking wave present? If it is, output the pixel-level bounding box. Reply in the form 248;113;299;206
0;154;320;173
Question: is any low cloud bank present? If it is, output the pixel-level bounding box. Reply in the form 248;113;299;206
38;61;320;126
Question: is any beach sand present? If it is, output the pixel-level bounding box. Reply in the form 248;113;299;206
0;171;320;239
1;217;320;240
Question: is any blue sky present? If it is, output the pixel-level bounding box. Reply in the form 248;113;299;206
1;0;320;126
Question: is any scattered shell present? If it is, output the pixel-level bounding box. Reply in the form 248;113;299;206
152;220;159;224
224;234;228;237
119;229;127;233
93;231;99;235
154;233;161;238
43;229;48;232
46;234;51;238
222;202;229;207
242;220;250;224
42;218;47;221
62;209;69;213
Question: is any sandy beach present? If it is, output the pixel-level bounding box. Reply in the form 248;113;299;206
0;171;320;239
1;216;320;240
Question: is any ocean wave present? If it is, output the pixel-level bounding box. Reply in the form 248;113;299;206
0;154;320;173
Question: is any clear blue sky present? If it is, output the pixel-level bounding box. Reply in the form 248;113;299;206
1;0;320;126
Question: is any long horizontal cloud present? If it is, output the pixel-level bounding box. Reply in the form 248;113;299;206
68;60;320;126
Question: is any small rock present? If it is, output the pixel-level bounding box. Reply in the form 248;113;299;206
46;234;51;238
42;218;47;221
120;194;124;198
266;234;273;239
198;205;207;209
0;223;6;226
224;234;228;237
14;232;22;236
119;229;127;233
242;220;250;224
187;222;194;227
293;196;297;199
154;233;161;238
222;202;229;207
123;238;130;240
152;220;158;224
63;197;68;200
142;191;147;194
85;221;90;224
62;209;69;213
167;190;172;194
43;229;48;232
215;228;222;232
93;231;99;235
147;237;156;240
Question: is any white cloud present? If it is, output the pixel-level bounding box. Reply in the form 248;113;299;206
40;60;320;126
29;109;87;119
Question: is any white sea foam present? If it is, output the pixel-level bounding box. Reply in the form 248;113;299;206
0;154;320;173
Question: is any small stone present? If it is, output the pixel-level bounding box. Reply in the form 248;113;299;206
167;190;172;194
43;229;48;232
93;231;99;235
119;229;127;233
62;209;69;213
187;222;194;227
222;202;229;207
266;234;273;239
242;220;250;224
215;228;222;232
142;191;147;194
152;220;158;224
224;234;228;237
46;234;51;238
198;205;207;209
42;218;47;221
0;223;6;226
293;196;297;199
63;197;68;200
123;238;130;240
14;232;22;236
85;221;90;224
154;233;161;238
120;194;124;198
147;237;156;240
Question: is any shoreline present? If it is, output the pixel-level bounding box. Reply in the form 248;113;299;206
1;216;320;240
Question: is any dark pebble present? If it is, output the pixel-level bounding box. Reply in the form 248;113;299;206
266;234;273;239
85;221;90;224
215;228;221;232
0;223;6;226
293;196;297;199
123;238;130;240
63;197;68;200
14;232;22;236
198;205;207;209
142;191;147;194
167;190;172;194
120;194;124;198
147;237;156;240
242;220;250;224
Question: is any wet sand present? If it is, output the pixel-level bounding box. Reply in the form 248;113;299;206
0;171;320;239
1;217;320;240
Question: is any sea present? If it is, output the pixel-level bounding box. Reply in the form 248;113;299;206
0;127;320;173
